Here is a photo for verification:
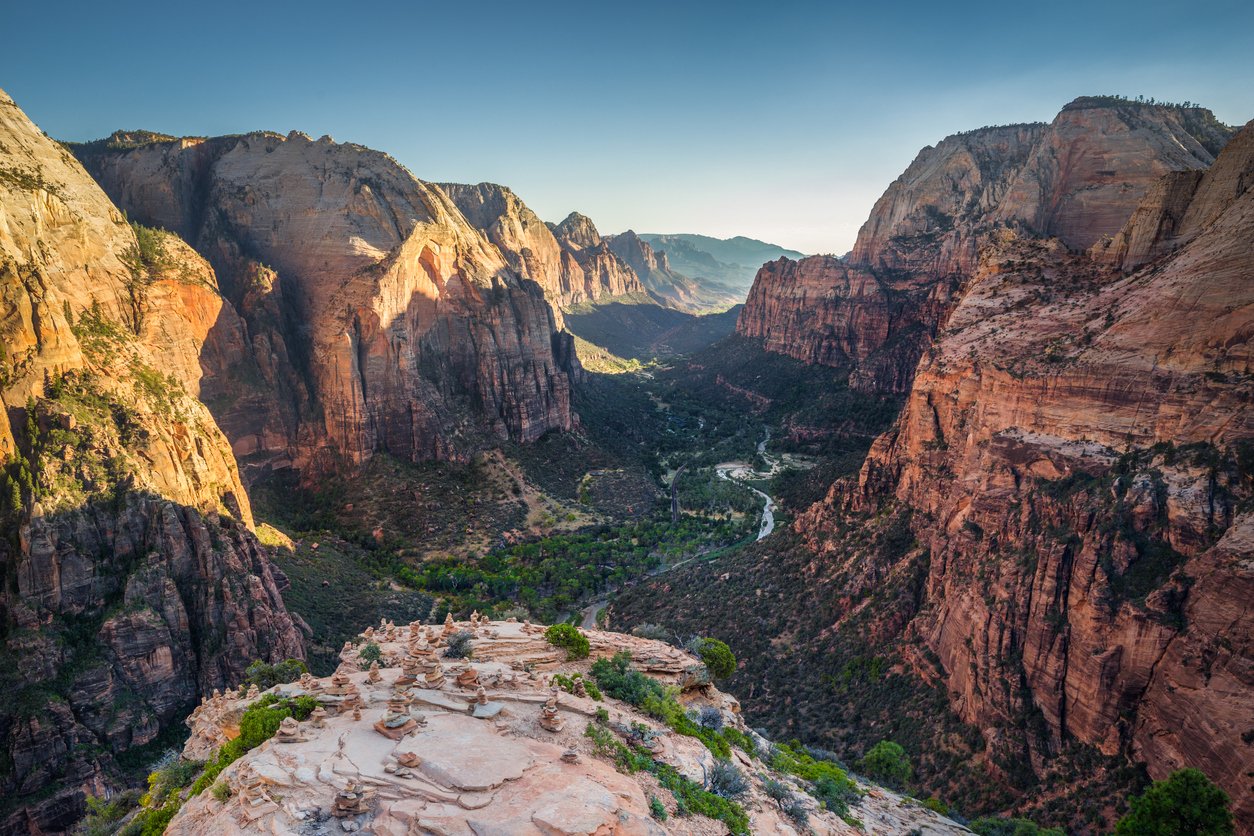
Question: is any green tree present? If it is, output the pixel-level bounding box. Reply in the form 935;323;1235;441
697;637;737;680
544;623;590;660
859;740;911;788
1114;768;1234;836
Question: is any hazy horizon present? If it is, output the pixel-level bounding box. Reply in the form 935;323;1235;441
4;0;1251;253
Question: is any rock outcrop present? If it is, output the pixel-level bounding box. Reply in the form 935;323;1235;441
737;98;1234;394
74;133;577;476
436;187;647;307
799;120;1254;827
167;620;969;835
0;89;304;833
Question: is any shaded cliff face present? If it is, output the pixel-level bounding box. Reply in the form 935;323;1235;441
738;99;1234;395
737;255;950;393
437;186;646;307
0;90;304;833
804;124;1254;827
75;134;575;475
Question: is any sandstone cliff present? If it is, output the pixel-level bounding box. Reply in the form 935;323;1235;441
74;133;576;476
439;186;647;307
0;90;304;833
163;619;968;835
737;99;1234;395
800;121;1254;827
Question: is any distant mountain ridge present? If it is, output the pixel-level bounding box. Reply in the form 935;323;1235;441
638;232;805;291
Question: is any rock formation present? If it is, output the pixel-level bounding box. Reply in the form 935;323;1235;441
788;115;1253;826
439;185;647;307
166;620;969;835
0;89;305;833
737;98;1234;394
72;130;577;477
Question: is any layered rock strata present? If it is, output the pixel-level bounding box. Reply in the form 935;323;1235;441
74;132;577;474
737;99;1234;394
801;120;1254;826
0;89;304;833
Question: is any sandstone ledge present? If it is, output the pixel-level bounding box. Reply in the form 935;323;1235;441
173;620;969;835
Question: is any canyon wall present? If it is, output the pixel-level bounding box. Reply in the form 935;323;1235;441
0;90;304;833
439;185;646;306
737;99;1233;395
798;118;1254;826
74;132;577;478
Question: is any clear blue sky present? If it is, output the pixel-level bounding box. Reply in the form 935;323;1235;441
4;0;1252;253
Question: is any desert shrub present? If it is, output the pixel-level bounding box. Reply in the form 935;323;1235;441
79;792;139;836
720;726;758;756
696;637;736;680
649;795;668;821
814;775;860;816
243;658;307;690
785;798;810;828
552;672;602;700
544;623;590;660
707;760;749;800
632;623;671;641
1113;768;1233;836
443;630;474;659
210;782;232;802
859;740;911;789
697;705;724;730
763;778;792;808
358;641;382;665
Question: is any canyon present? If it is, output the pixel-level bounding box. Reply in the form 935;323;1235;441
618;97;1253;831
2;81;1250;836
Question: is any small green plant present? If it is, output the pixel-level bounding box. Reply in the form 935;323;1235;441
243;658;307;690
649;795;668;821
210;781;232;802
443;630;474;659
859;740;911;789
696;637;736;680
358;641;383;666
544;623;590;660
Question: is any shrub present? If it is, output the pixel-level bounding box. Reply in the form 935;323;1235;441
859;740;911;789
358;642;382;665
814;775;860;816
707;760;749;800
720;726;758;757
632;623;671;641
443;630;474;659
784;798;810;828
544;623;590;660
763;778;792;808
210;781;232;802
696;637;736;680
243;658;307;690
969;817;1065;836
923;796;949;815
697;706;724;730
1113;768;1233;836
649;795;668;821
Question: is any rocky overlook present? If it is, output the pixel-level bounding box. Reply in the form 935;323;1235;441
163;618;968;835
737;99;1235;395
73;130;576;475
0;89;304;833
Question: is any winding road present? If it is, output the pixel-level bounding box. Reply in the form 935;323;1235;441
578;429;779;629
